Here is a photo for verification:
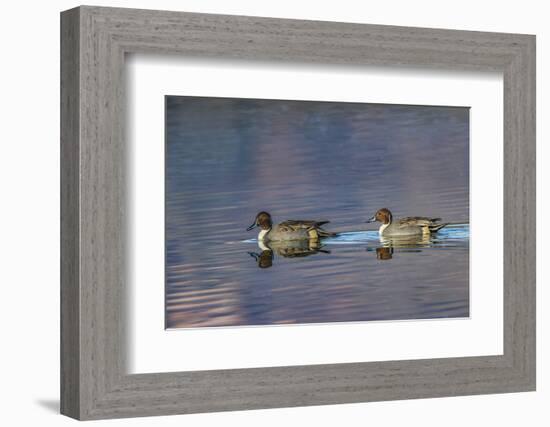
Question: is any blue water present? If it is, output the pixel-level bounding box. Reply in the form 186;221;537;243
165;97;469;328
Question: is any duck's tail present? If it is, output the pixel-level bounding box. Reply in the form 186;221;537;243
429;222;449;233
316;228;338;238
306;226;338;239
304;221;337;238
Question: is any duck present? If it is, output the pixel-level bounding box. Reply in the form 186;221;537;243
366;208;448;237
246;211;337;242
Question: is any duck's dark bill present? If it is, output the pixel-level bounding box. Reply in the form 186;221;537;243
246;223;257;231
366;216;376;223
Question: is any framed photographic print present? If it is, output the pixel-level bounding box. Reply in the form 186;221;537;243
61;5;536;420
164;96;470;329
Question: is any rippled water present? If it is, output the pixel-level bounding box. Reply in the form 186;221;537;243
166;96;469;329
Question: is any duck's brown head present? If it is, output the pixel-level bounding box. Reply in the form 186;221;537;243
246;211;273;231
366;208;393;225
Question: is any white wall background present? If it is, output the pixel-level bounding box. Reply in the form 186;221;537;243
0;0;546;425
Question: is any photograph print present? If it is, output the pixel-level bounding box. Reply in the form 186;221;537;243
165;96;469;329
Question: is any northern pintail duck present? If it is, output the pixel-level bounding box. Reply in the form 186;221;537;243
246;211;336;242
366;208;448;237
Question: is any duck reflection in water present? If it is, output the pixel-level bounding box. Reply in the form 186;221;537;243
370;233;433;261
248;249;275;268
248;238;330;269
375;246;394;260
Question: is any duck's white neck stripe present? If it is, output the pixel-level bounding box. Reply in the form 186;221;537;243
379;223;389;235
258;229;269;241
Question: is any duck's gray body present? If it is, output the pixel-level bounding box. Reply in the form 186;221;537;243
379;216;447;237
261;220;335;242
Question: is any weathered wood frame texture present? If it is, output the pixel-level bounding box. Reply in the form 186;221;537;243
61;5;536;420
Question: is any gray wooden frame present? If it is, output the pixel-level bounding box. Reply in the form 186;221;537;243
60;5;536;420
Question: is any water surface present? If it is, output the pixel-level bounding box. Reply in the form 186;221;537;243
165;96;469;328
